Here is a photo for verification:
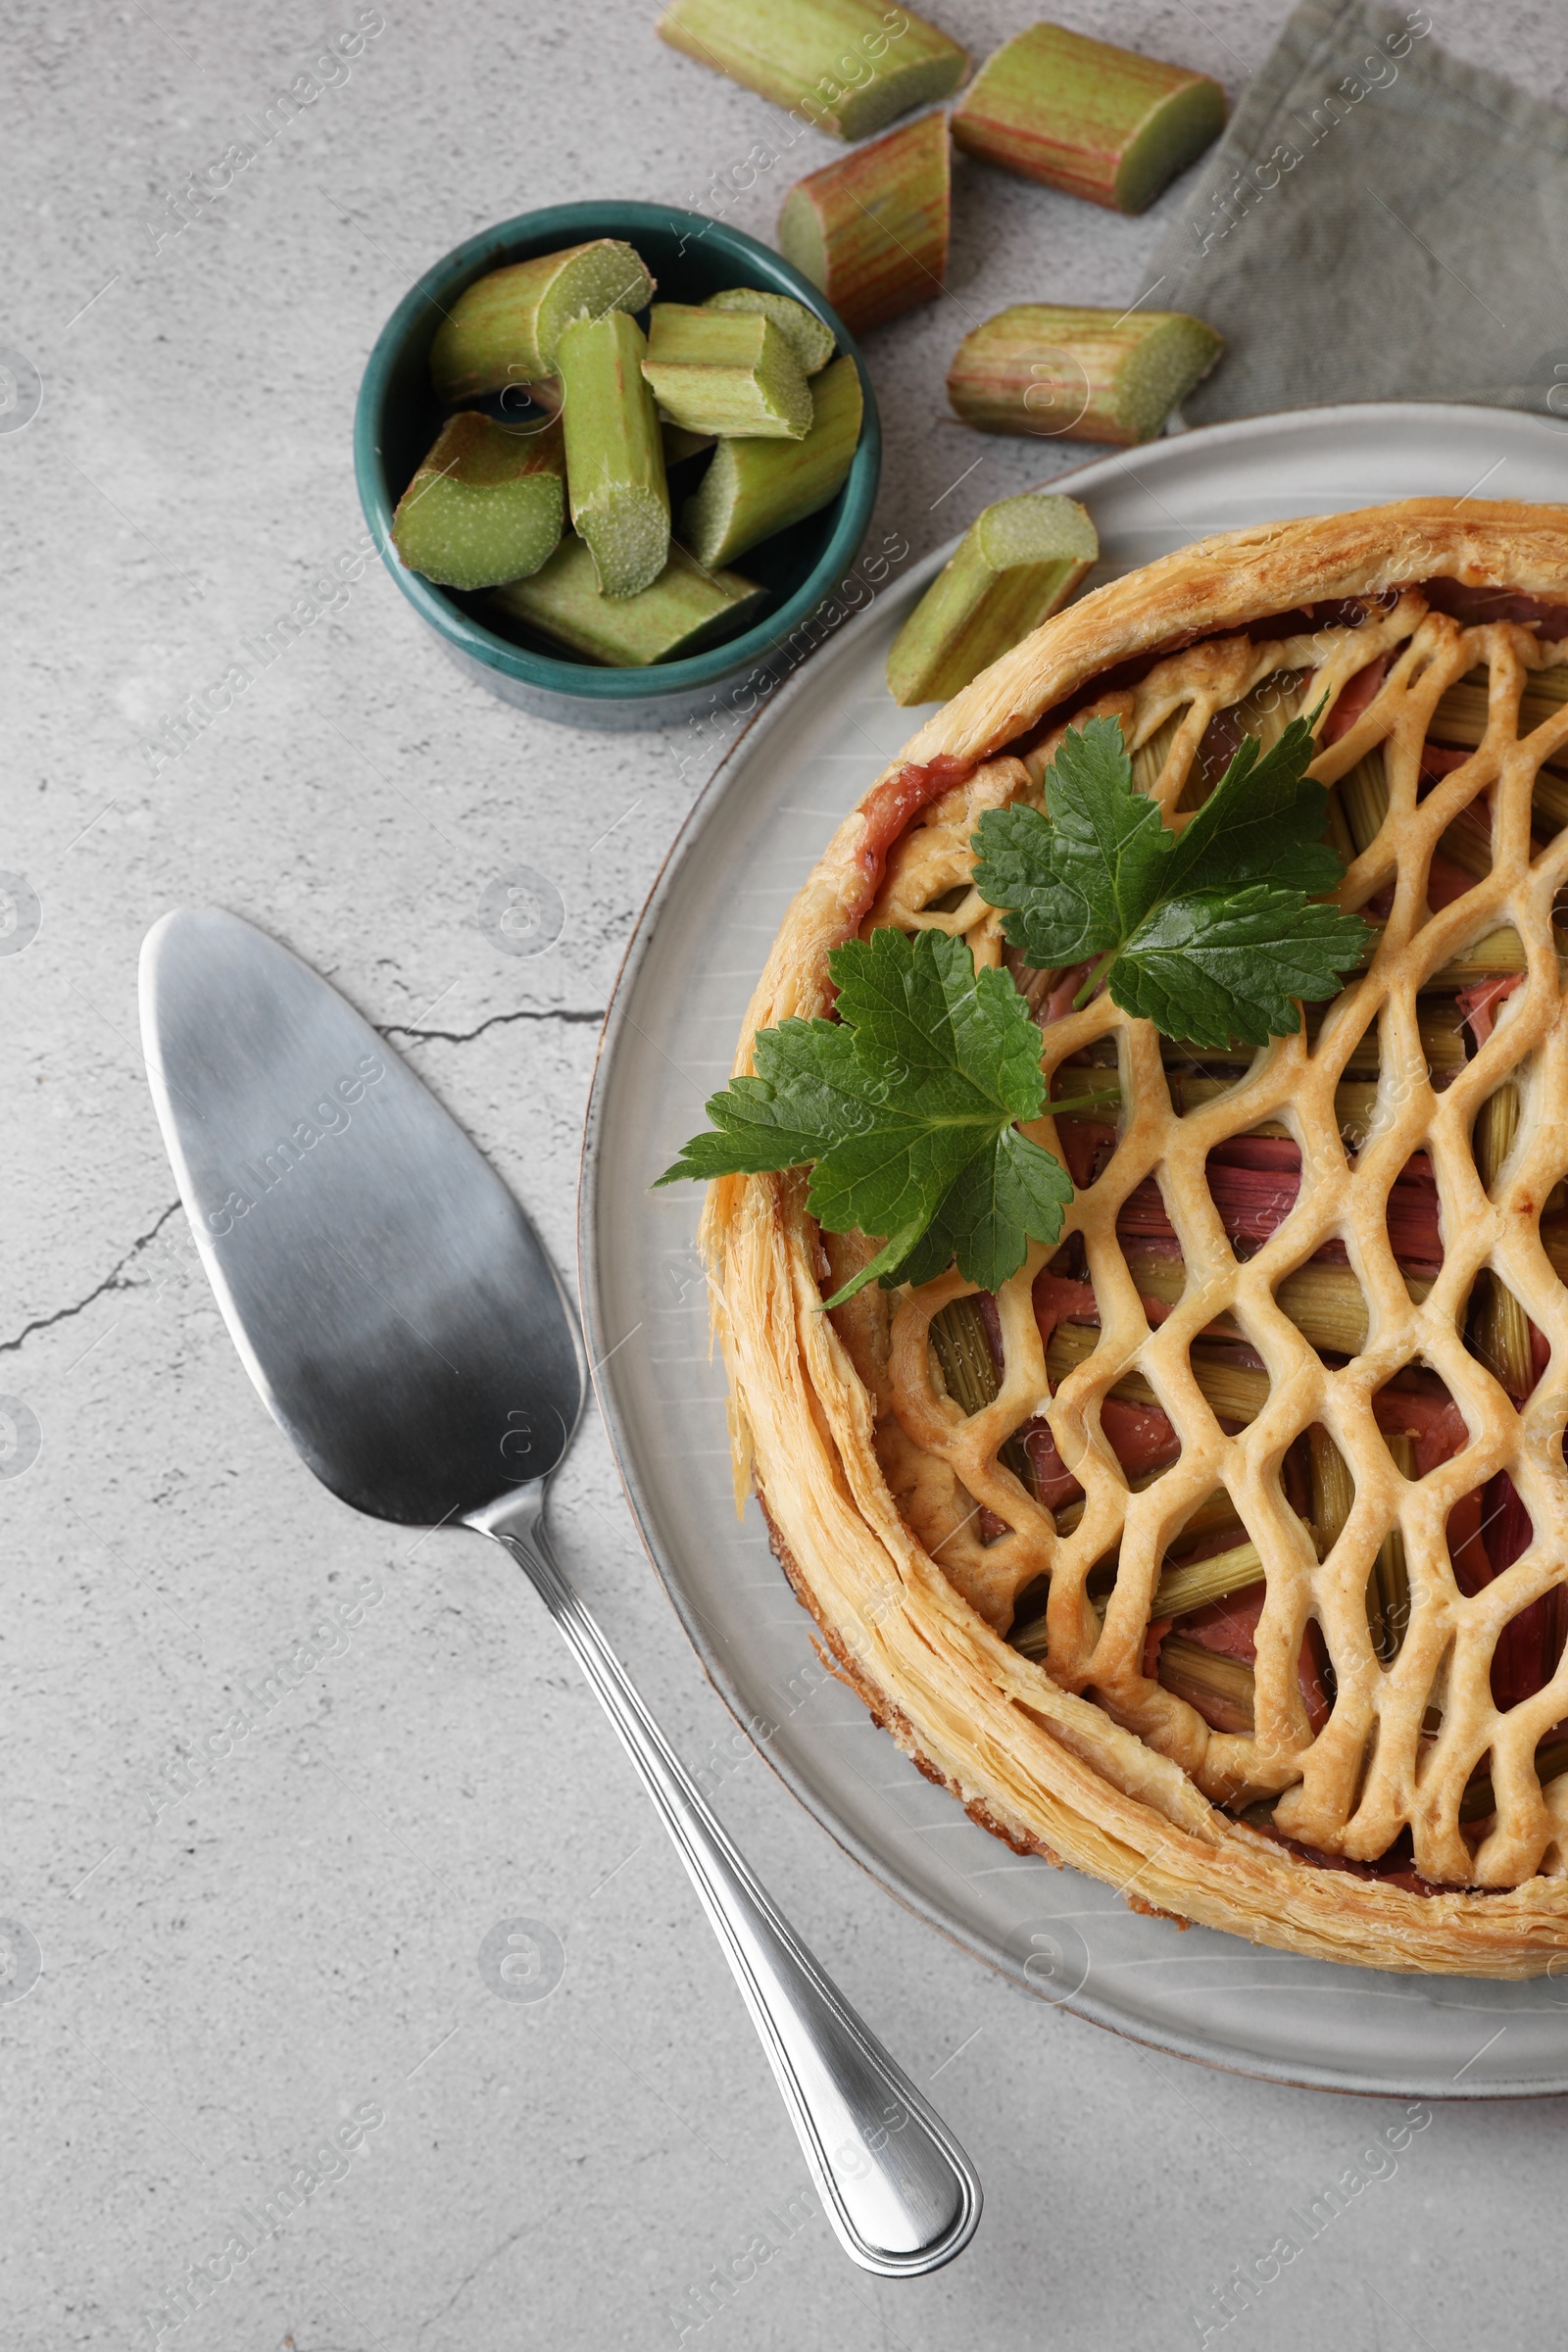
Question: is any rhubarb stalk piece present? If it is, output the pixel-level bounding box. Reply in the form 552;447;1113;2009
680;354;862;568
951;22;1225;214
1308;1426;1355;1559
1156;1640;1253;1733
492;538;764;665
928;1292;1036;1492
661;421;715;467
929;1293;999;1415
777;111;950;335
656;0;969;142
1473;1071;1534;1396
705;286;835;376
885;492;1098;705
429;241;655;405
1462;1736;1568;1822
391;413;564;591
1429;929;1535;985
1277;1262;1432;1356
947;304;1223;445
1338;746;1390;855
1152;1539;1262;1624
1367;1432;1413;1662
643;304;812;439
555;311;669;599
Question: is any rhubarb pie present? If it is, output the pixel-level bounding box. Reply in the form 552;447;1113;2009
702;499;1568;1975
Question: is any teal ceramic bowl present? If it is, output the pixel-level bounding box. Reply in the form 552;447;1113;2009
355;200;882;730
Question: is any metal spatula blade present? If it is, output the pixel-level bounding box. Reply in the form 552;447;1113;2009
141;906;581;1522
137;907;981;2278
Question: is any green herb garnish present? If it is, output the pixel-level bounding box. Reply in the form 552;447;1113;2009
660;711;1369;1298
972;706;1369;1051
655;924;1079;1305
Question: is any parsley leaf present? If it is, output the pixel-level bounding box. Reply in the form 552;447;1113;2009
661;706;1373;1292
655;926;1074;1304
971;709;1371;1051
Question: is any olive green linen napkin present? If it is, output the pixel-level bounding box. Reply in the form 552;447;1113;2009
1141;0;1568;424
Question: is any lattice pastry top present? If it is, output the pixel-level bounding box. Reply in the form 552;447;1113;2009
702;501;1568;1975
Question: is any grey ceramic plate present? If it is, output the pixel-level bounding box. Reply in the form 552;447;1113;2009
580;401;1568;2097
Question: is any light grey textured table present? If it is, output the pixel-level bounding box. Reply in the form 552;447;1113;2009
5;5;1566;2347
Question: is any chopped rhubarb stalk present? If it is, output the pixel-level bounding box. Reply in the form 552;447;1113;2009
1458;971;1524;1051
1142;1615;1172;1678
1055;1117;1116;1190
1484;1470;1561;1709
1031;1269;1099;1351
1373;1382;1468;1476
1426;851;1485;911
1115;1165;1270;1250
1173;1524;1253;1573
1018;1417;1080;1508
1020;1395;1181;1510
930;1293;1004;1415
847;754;976;927
1019;1418;1082;1509
1485;1468;1532;1578
1186;1137;1296;1237
1037;961;1095;1025
973;1289;1004;1377
1157;1586;1331;1735
1323;655;1389;745
1418;579;1568;635
1112;1176;1188;1249
1400;1151;1438;1186
1419;740;1473;787
1180;1586;1266;1660
1447;1487;1491;1595
1199;705;1246;768
1531;1320;1551;1390
1201;1138;1309;1248
1209;1135;1301;1172
1184;705;1244;804
1119;1245;1185;1328
1161;1590;1335;1740
1441;802;1494;879
1085;1397;1179;1476
1157;1639;1254;1733
1298;1621;1334;1732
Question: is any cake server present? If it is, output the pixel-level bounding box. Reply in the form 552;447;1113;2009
138;906;981;2277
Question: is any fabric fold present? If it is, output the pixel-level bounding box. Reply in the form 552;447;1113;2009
1140;0;1568;426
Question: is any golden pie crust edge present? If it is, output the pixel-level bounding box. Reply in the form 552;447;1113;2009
701;500;1568;1976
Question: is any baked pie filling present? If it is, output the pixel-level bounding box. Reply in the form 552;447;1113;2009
699;503;1568;1974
